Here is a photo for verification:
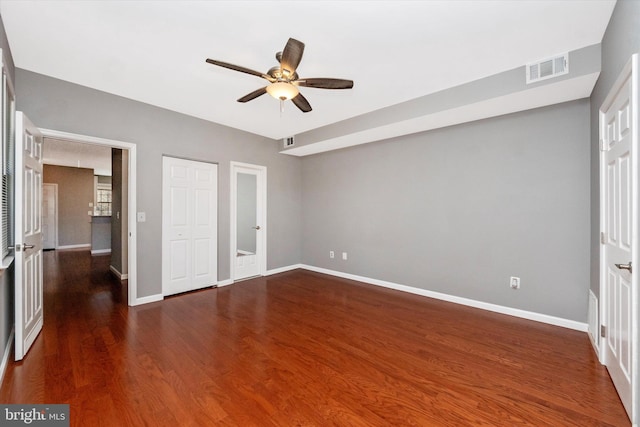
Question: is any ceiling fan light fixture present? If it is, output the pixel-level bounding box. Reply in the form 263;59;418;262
266;82;299;100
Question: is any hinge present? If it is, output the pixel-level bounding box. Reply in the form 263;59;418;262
600;231;606;245
601;325;606;338
600;139;606;151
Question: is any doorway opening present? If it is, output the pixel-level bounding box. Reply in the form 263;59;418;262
39;128;138;306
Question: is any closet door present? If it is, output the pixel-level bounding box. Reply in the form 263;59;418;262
162;156;217;296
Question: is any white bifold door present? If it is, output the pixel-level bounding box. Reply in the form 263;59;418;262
162;156;218;296
15;112;44;361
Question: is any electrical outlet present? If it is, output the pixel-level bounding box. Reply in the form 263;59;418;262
510;276;520;289
342;252;348;260
329;251;334;259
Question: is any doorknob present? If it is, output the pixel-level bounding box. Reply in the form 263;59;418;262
252;226;261;230
9;244;35;252
615;262;632;273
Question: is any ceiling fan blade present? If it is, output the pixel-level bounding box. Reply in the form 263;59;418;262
295;78;354;89
206;58;269;80
280;38;305;77
291;92;312;113
237;87;267;103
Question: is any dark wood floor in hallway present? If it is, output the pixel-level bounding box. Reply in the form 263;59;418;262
0;250;629;426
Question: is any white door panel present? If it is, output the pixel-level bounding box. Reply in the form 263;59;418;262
15;112;44;361
600;55;638;422
162;157;217;296
231;163;266;281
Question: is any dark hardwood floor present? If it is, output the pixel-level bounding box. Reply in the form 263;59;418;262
0;250;629;426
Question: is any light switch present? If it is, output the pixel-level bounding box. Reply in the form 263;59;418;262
89;202;93;207
137;212;146;222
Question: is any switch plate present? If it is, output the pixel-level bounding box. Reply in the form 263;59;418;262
137;212;146;222
342;252;348;260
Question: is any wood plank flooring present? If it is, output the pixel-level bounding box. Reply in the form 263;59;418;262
0;250;629;426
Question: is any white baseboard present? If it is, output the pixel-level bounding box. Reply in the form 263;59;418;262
265;264;303;276
91;249;111;255
300;265;588;332
109;265;128;280
217;279;234;287
0;327;14;388
57;244;91;250
216;265;302;287
132;294;163;306
588;289;600;354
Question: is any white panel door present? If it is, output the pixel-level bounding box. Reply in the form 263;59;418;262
14;112;44;361
162;157;217;296
42;183;57;250
600;55;638;421
231;162;266;281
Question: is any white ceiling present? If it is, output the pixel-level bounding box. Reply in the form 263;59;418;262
0;1;616;141
43;138;112;176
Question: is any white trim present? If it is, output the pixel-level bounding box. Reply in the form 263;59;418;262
265;264;302;276
42;183;58;250
109;265;128;280
0;327;14;388
91;249;111;255
131;294;163;306
300;265;588;332
39;128;137;307
57;244;91;250
217;279;234;287
230;161;267;281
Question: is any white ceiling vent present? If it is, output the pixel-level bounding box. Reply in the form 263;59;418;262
526;53;568;84
283;136;295;148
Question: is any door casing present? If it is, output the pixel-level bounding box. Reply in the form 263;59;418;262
42;183;57;250
40;128;138;306
230;161;267;281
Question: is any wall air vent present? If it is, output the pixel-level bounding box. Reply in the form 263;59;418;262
283;136;295;148
526;53;568;84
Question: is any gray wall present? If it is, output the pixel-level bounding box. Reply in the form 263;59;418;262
43;165;94;247
590;0;640;296
111;148;128;276
302;99;591;322
91;216;111;252
17;69;302;298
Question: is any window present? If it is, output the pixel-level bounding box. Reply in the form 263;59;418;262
95;185;112;216
1;65;15;260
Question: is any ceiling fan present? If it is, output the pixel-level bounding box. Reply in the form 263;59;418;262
205;38;354;113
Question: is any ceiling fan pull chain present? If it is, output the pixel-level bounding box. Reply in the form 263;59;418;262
280;99;285;115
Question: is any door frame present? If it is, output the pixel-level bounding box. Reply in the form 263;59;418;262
39;128;139;306
230;161;267;281
599;53;639;424
42;183;58;249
